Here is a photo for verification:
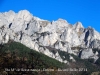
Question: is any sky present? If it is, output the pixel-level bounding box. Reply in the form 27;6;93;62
0;0;100;32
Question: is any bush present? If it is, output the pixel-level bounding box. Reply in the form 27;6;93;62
95;57;100;66
88;58;94;63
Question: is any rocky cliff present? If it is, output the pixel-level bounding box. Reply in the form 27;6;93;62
0;10;100;63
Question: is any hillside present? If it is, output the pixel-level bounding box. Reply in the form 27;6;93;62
0;41;100;75
0;41;64;75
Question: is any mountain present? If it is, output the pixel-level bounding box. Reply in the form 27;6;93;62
0;10;100;64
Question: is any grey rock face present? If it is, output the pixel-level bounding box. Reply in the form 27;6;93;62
83;27;100;47
0;10;100;63
80;48;99;62
73;22;84;33
90;39;100;49
80;48;94;59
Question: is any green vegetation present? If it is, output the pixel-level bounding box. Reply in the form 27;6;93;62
95;57;100;66
58;50;70;61
50;49;100;75
0;41;100;75
70;54;100;75
0;41;64;75
92;48;100;66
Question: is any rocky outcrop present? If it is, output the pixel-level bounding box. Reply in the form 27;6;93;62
79;48;99;62
80;48;95;59
0;10;100;63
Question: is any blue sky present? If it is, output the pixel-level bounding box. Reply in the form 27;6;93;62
0;0;100;32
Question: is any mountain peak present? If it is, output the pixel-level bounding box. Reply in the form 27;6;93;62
57;18;68;23
8;10;15;13
74;21;84;28
73;21;84;32
18;10;30;14
17;10;32;18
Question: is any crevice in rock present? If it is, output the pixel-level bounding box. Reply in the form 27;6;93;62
84;30;89;41
9;23;12;28
19;31;23;40
25;23;29;30
78;50;82;58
